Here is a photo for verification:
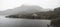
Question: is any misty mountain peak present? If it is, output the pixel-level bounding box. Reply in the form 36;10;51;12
0;5;43;15
20;4;43;9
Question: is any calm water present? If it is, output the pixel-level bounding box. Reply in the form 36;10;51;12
0;15;51;27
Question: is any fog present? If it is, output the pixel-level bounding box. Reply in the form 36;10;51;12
0;0;60;11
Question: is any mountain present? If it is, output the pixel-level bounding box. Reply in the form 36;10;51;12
0;5;48;15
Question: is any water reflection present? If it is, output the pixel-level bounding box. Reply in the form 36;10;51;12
0;16;51;27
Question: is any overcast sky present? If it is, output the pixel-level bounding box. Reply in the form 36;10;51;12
0;0;60;11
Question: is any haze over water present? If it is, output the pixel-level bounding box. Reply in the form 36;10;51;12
0;15;51;27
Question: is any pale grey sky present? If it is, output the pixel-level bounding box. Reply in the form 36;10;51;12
0;0;60;11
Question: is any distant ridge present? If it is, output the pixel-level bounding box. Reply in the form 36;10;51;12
0;5;48;15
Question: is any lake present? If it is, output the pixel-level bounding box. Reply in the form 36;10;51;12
0;15;51;27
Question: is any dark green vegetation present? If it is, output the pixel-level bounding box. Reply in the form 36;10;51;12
50;18;60;27
50;7;60;27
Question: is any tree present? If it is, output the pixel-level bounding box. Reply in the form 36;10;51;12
54;7;60;12
50;18;60;27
